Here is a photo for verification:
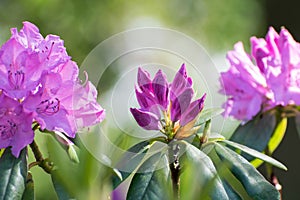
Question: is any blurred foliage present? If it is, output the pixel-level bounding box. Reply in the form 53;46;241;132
0;0;265;64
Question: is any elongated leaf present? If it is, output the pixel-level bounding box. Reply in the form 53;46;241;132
0;148;4;157
222;180;242;200
22;172;34;200
0;148;28;200
112;140;151;189
127;152;170;200
221;140;287;171
182;141;229;200
215;143;280;200
251;117;287;168
51;171;73;200
230;113;276;160
197;108;224;125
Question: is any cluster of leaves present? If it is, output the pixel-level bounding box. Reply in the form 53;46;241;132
112;109;287;199
229;105;300;169
0;109;290;200
0;143;76;200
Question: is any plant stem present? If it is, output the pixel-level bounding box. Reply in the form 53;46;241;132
199;119;211;149
265;147;282;199
29;140;53;174
169;143;180;200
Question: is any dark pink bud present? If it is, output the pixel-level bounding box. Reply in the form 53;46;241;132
170;87;193;122
130;108;161;130
152;70;169;110
180;93;206;126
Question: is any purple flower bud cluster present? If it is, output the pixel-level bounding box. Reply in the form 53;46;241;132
0;22;105;157
131;64;206;139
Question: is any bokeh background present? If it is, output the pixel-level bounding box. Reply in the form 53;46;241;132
0;0;299;199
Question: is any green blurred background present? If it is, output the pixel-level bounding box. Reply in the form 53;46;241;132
0;0;299;199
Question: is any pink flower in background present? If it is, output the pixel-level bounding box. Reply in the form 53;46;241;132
220;27;300;121
0;95;34;157
0;22;105;157
131;64;206;139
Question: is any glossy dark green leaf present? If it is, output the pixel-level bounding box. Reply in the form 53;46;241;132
221;140;287;170
222;180;242;200
51;171;73;200
0;148;28;200
215;143;280;200
252;117;287;168
112;140;151;189
127;152;170;200
182;141;229;200
21;172;34;200
197;108;224;125
230;113;276;160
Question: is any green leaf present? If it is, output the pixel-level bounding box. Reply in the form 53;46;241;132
127;152;170;200
112;140;151;189
0;148;28;200
221;140;287;171
0;148;4;157
230;113;276;160
251;117;287;168
197;108;224;125
21;172;34;200
51;171;73;200
215;143;280;200
222;180;242;200
181;141;229;200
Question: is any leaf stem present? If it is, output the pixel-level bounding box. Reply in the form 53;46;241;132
169;143;180;200
29;140;53;174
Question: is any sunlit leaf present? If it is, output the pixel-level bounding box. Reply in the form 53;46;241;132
251;117;287;168
197;108;224;125
0;148;27;200
0;148;4;157
127;152;170;200
221;140;287;171
215;143;280;200
181;141;229;200
112;140;151;189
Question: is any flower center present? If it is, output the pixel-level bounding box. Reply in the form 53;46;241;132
36;98;60;115
8;70;25;89
0;120;17;140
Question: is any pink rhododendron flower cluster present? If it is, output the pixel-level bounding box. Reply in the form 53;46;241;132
131;64;206;139
220;27;300;121
0;22;105;157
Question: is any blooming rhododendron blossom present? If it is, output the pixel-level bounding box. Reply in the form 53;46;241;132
130;64;206;139
0;22;105;157
220;27;300;121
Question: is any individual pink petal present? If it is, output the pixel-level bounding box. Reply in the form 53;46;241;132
0;95;34;157
130;108;161;130
170;63;192;101
180;93;206;126
137;67;152;92
152;69;169;110
170;87;193;122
